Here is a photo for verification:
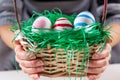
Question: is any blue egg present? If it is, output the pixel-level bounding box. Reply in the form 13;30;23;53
74;11;95;28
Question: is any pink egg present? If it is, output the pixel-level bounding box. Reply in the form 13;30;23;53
54;17;73;30
33;19;46;28
32;16;51;32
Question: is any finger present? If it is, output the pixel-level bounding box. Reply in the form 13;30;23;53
87;64;108;74
88;58;109;68
88;73;101;80
15;44;36;60
19;59;43;68
29;74;40;80
21;65;44;74
16;57;44;68
88;52;110;68
92;44;111;59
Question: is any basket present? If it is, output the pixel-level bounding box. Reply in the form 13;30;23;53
32;45;100;77
16;32;103;77
12;0;110;78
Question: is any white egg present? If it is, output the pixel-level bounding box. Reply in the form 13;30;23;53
74;11;95;28
54;17;73;30
32;16;51;32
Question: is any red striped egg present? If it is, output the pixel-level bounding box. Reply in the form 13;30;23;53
54;17;73;30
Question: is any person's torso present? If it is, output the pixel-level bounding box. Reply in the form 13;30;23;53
23;0;98;18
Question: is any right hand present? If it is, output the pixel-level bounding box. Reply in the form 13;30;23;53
14;40;44;80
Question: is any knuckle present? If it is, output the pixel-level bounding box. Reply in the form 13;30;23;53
20;62;26;67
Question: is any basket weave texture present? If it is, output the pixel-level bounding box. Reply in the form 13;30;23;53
20;38;101;77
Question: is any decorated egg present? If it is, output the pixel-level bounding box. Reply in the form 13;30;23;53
54;17;73;30
32;16;51;32
74;11;95;28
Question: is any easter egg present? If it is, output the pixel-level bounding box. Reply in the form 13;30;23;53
32;16;51;32
74;11;95;28
54;17;73;30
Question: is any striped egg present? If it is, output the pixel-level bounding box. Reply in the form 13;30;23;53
32;16;51;32
54;17;73;30
74;11;95;28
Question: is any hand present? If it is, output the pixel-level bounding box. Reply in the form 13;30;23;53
14;40;44;80
87;43;111;80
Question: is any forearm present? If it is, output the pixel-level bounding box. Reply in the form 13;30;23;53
0;0;23;49
0;25;14;49
106;22;120;47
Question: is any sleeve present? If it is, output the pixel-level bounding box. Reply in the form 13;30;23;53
97;3;120;24
0;0;23;26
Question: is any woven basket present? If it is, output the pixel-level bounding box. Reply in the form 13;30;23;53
19;37;101;77
12;0;109;78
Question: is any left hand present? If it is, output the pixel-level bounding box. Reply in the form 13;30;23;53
87;43;111;80
14;40;44;80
